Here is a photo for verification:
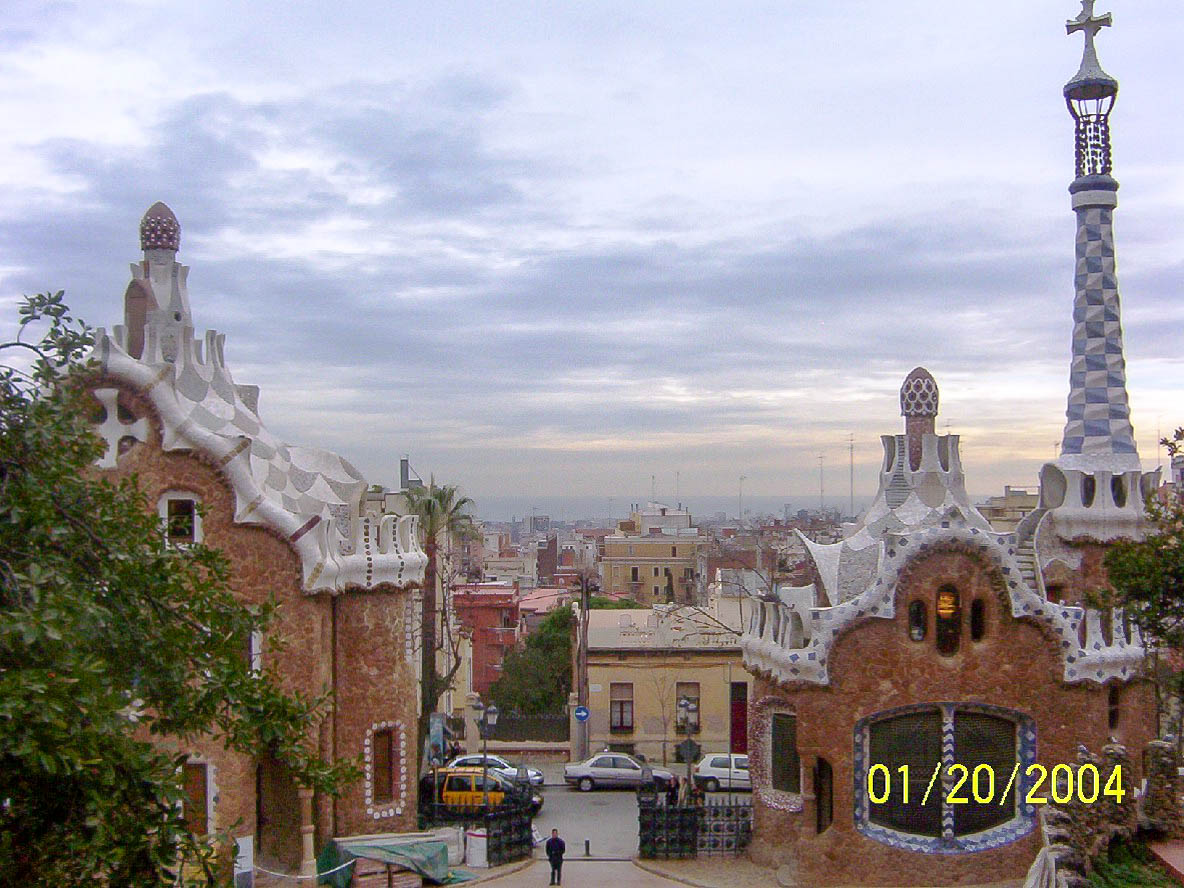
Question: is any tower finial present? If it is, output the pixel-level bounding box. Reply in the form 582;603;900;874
140;202;180;252
1064;2;1117;179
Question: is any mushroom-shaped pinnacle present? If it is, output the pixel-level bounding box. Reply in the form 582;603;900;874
140;202;180;252
900;367;939;418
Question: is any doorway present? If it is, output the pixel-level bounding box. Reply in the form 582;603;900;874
730;682;748;754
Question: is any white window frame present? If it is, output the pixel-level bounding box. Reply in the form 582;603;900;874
158;491;202;544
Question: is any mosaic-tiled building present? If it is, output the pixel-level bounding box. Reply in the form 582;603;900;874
739;7;1159;885
89;203;428;878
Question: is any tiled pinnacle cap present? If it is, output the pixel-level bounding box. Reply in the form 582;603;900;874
140;201;180;251
900;367;939;417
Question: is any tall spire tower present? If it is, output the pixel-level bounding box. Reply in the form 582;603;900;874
1039;2;1158;541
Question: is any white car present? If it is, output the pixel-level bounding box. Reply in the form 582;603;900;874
692;753;751;791
445;753;545;786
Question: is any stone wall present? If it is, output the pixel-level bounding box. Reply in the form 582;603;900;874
746;546;1156;887
94;379;420;869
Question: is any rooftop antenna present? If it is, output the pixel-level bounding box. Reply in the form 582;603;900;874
818;454;825;514
675;471;680;504
651;474;656;503
738;475;747;522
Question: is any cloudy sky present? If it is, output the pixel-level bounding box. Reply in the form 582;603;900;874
1;1;1181;517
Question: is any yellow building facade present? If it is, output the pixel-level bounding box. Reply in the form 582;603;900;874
581;607;750;765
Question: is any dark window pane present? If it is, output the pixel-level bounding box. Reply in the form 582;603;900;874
970;599;986;641
815;757;833;834
771;713;800;793
181;763;209;835
868;710;942;837
167;498;196;543
952;712;1015;836
373;728;395;802
909;600;927;641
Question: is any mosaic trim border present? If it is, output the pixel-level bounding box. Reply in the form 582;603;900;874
749;696;804;813
852;702;1037;854
363;719;409;820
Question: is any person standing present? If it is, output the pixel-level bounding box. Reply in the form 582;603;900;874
544;828;565;885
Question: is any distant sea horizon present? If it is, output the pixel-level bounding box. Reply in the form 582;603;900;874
466;493;1003;524
469;490;1009;524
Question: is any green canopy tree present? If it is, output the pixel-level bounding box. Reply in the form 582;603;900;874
489;605;574;715
1100;428;1184;744
403;480;476;754
0;293;356;886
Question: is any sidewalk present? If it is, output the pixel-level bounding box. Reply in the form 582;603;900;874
632;856;1024;888
1150;840;1184;884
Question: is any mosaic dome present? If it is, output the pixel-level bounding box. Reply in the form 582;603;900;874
140;202;180;251
900;366;938;417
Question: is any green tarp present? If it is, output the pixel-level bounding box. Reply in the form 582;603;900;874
317;838;459;887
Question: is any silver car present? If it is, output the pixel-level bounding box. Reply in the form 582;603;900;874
445;753;545;786
563;753;674;791
692;753;751;791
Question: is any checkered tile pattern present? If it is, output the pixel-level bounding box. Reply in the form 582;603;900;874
1061;206;1137;457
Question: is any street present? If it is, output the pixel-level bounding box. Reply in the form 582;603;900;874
532;785;640;859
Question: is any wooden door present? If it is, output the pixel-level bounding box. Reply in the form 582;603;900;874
729;682;748;753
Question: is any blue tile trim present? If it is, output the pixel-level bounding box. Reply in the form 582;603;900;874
853;702;1037;854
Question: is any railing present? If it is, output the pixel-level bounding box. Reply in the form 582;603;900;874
637;796;753;859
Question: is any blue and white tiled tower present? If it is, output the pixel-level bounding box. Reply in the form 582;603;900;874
1038;1;1159;541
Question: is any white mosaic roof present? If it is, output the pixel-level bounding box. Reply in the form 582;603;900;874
90;205;426;594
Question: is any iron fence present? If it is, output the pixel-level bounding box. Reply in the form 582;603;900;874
637;797;753;859
489;712;569;743
418;801;534;866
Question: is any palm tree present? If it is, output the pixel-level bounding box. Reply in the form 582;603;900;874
404;479;476;755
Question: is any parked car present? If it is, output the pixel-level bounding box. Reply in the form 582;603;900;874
692;753;751;791
563;752;674;791
445;753;545;786
420;767;544;817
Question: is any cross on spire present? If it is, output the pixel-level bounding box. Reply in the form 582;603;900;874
1066;1;1112;71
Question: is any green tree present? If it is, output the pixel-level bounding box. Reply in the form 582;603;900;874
489;606;573;715
0;293;356;886
588;595;644;609
1101;428;1184;743
402;480;476;754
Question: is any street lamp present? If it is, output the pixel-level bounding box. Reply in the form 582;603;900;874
476;702;500;809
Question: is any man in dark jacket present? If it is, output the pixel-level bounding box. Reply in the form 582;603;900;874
544;828;565;885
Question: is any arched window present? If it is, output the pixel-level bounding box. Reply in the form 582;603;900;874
1082;474;1096;507
936;585;960;655
908;600;927;642
970;599;986;641
857;704;1034;851
1111;476;1127;508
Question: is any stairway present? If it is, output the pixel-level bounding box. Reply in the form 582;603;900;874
1014;537;1038;591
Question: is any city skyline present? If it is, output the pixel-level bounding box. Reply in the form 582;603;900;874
2;2;1181;501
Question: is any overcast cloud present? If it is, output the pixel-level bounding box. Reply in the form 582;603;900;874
1;1;1180;516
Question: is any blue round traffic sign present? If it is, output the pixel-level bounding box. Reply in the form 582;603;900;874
574;706;590;722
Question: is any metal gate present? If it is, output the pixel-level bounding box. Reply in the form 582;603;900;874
637;797;753;859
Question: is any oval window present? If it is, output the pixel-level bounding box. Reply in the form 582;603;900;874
1111;475;1127;508
908;600;927;642
970;599;986;641
936;585;960;656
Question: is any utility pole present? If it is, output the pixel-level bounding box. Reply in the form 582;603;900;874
577;572;592;760
651;474;656;503
818;454;824;515
738;475;747;523
848;434;854;517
